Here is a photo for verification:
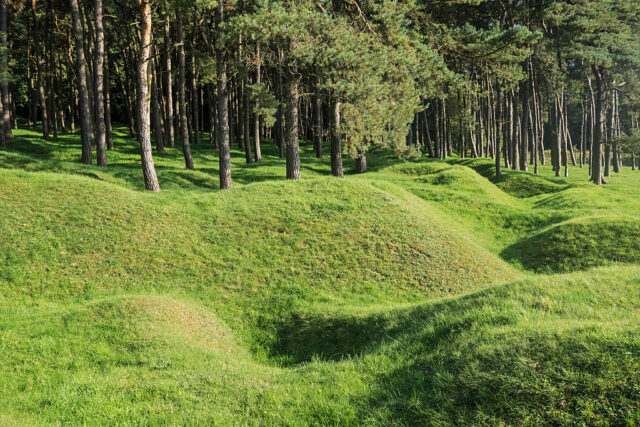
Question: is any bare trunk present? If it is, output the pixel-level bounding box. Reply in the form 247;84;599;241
216;0;231;189
151;56;165;152
176;13;193;169
242;76;253;163
191;33;200;145
356;149;367;174
32;0;49;139
0;0;6;148
104;38;113;149
94;0;107;166
254;45;262;162
495;83;502;177
135;0;161;191
330;100;343;178
313;70;322;158
590;67;604;185
163;4;175;147
285;62;301;180
275;56;285;159
70;0;93;164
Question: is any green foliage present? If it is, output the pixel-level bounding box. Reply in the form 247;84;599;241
246;82;278;127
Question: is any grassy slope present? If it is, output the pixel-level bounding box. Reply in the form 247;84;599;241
1;124;640;425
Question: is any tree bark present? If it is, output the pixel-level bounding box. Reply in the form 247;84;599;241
176;12;193;169
94;0;107;166
104;39;113;149
191;30;200;145
356;149;367;173
285;62;301;180
242;75;253;163
590;67;604;185
254;44;262;162
135;0;160;191
151;56;164;152
313;70;322;158
70;0;93;164
495;83;502;177
163;3;175;147
0;0;6;148
216;0;232;189
330;100;343;178
275;53;285;158
32;0;49;139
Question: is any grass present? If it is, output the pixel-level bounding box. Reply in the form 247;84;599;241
1;122;640;424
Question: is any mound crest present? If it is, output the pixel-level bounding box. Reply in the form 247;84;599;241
451;158;569;198
502;216;640;272
0;170;513;302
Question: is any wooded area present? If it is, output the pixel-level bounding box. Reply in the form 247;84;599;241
1;0;639;190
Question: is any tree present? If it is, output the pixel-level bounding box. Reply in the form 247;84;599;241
69;0;93;164
216;0;231;189
176;11;194;170
0;0;7;149
135;0;160;192
94;0;107;166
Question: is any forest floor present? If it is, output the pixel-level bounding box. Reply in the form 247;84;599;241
1;123;640;425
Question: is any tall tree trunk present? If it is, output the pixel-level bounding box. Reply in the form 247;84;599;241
590;67;604;185
275;54;285;158
70;0;93;164
253;44;262;162
81;0;95;144
521;74;529;171
47;4;56;139
191;32;200;145
32;0;49;139
422;106;434;158
356;149;367;174
151;56;164;152
216;0;231;189
135;0;160;191
285;67;301;180
94;0;107;166
495;83;502;177
163;3;175;147
330;100;343;178
242;76;253;163
0;0;7;148
104;38;113;149
176;12;193;169
313;69;322;158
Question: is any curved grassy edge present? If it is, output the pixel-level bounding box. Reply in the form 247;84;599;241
448;158;571;198
1;267;639;425
0;168;515;358
502;216;640;273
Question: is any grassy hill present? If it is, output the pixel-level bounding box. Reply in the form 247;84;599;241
1;124;640;425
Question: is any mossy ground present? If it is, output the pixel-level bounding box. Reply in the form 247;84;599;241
1;123;640;425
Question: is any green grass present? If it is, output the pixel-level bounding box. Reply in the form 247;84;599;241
1;123;640;424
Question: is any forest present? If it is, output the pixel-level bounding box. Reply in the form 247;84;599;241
1;0;640;425
1;0;639;188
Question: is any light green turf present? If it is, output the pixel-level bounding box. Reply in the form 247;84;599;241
1;123;640;425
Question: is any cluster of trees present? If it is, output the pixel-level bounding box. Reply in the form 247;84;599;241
1;0;639;191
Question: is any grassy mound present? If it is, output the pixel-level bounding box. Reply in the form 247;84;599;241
503;216;640;272
3;123;640;424
2;268;639;425
451;158;569;198
0;167;515;358
374;161;564;253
